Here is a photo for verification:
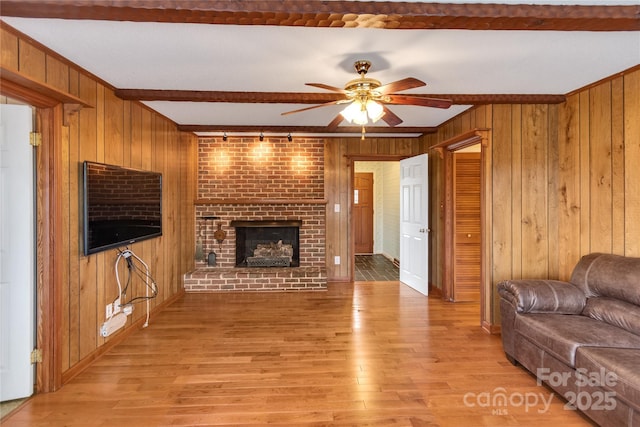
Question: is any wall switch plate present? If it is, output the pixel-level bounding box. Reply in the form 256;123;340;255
105;303;113;319
334;256;341;265
113;297;121;314
334;204;340;213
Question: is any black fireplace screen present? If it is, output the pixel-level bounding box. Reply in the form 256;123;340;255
231;220;301;267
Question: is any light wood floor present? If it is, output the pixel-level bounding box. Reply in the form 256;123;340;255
4;282;593;426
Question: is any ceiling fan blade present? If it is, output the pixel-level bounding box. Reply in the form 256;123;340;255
381;105;403;127
327;114;344;131
306;83;348;94
281;100;342;116
376;77;426;95
386;94;452;109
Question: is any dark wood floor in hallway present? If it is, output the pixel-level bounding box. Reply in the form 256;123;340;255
4;282;593;426
355;255;399;282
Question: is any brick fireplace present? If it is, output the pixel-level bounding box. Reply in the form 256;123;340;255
183;136;327;292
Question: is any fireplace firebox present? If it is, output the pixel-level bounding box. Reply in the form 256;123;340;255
231;220;301;267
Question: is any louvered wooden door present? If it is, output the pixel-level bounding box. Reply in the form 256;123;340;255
453;153;481;302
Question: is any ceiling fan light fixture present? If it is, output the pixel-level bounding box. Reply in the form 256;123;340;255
340;99;384;125
365;99;385;123
283;60;445;129
340;100;367;125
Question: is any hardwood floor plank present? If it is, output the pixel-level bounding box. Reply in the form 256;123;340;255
3;282;593;426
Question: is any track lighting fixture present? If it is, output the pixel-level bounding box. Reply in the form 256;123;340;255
222;132;227;141
259;132;264;141
287;133;292;142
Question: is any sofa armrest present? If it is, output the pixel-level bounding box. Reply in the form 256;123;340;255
497;279;586;314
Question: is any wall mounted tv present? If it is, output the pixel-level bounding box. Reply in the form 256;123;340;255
83;161;162;255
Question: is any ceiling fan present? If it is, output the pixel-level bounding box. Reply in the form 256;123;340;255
282;60;452;130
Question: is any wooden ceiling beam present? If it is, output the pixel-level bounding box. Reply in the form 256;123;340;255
1;1;638;31
177;124;437;135
116;89;566;105
115;90;348;104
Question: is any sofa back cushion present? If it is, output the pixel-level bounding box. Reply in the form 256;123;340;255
570;253;640;305
582;297;640;337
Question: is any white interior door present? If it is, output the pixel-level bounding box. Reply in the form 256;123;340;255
0;104;35;401
399;153;429;295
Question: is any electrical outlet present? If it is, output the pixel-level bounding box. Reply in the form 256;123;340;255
100;312;127;337
113;297;121;314
334;256;341;265
105;303;113;319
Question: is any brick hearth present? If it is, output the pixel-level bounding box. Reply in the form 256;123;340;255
184;266;326;292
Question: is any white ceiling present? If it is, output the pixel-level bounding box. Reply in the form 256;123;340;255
2;1;639;137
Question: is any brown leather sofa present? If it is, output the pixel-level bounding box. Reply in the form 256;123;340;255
498;253;640;426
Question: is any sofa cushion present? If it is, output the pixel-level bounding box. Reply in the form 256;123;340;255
582;297;640;337
570;253;640;305
514;313;640;367
576;347;640;410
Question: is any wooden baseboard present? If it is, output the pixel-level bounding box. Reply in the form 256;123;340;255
428;284;443;298
60;289;185;386
482;320;501;335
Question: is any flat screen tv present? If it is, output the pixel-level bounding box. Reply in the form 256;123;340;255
83;161;162;255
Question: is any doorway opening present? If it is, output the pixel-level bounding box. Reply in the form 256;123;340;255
353;161;400;282
431;128;491;331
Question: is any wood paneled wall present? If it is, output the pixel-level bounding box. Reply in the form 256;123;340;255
424;67;640;327
324;137;421;281
556;70;640;271
488;103;559;324
1;25;198;386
